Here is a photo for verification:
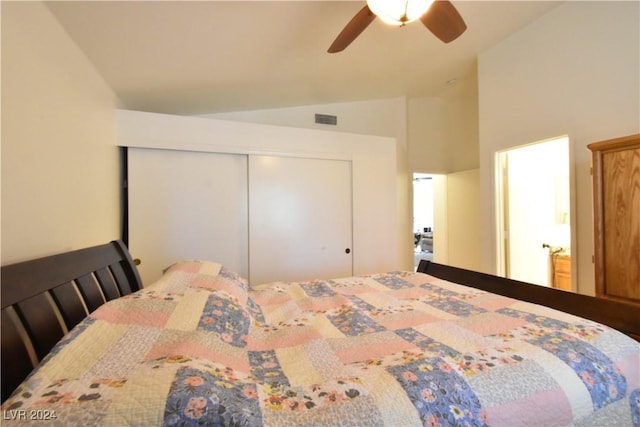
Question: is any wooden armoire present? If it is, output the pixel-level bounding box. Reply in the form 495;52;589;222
588;134;640;304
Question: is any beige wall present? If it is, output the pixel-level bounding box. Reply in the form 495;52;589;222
409;66;479;174
408;97;447;172
1;2;120;264
478;1;640;294
200;98;407;139
445;169;482;270
429;170;481;271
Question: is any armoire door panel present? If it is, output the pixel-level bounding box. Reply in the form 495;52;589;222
249;156;353;285
589;134;640;304
127;148;248;285
601;145;640;300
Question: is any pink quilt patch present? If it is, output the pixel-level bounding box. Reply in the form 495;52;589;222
92;305;169;329
485;388;572;427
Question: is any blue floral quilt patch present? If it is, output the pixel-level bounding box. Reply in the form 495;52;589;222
198;294;250;348
388;356;488;427
165;366;261;426
300;280;336;298
326;296;386;336
527;331;627;410
373;272;414;289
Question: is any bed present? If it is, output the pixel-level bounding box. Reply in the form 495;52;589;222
2;241;639;426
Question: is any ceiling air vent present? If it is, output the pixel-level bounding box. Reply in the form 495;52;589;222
315;113;337;126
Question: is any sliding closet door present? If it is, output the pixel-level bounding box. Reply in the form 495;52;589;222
127;148;248;285
249;155;353;285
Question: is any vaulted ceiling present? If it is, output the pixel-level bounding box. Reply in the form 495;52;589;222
46;1;561;115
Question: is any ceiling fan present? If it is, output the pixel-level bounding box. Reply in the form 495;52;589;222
328;0;467;53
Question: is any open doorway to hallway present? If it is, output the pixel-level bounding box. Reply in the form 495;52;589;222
495;136;572;290
413;174;434;269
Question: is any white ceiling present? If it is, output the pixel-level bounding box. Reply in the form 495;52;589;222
46;1;561;115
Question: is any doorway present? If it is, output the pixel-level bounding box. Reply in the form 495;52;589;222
495;136;572;288
413;174;434;269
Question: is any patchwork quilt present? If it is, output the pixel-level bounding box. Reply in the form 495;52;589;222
2;260;639;426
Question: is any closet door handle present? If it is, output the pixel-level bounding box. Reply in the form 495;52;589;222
345;248;351;254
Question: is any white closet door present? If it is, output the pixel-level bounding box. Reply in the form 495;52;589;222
128;148;248;285
249;155;353;285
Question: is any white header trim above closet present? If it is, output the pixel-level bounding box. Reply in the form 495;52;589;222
116;109;393;161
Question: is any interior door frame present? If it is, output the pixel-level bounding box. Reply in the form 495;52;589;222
494;135;576;290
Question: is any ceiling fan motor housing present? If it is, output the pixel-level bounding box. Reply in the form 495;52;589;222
366;0;435;26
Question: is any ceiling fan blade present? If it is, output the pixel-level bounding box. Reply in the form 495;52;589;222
328;5;376;53
420;0;467;43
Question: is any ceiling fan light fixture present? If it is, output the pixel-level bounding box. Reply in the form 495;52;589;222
366;0;435;26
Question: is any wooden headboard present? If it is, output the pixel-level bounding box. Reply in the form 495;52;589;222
1;240;142;402
418;261;640;342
